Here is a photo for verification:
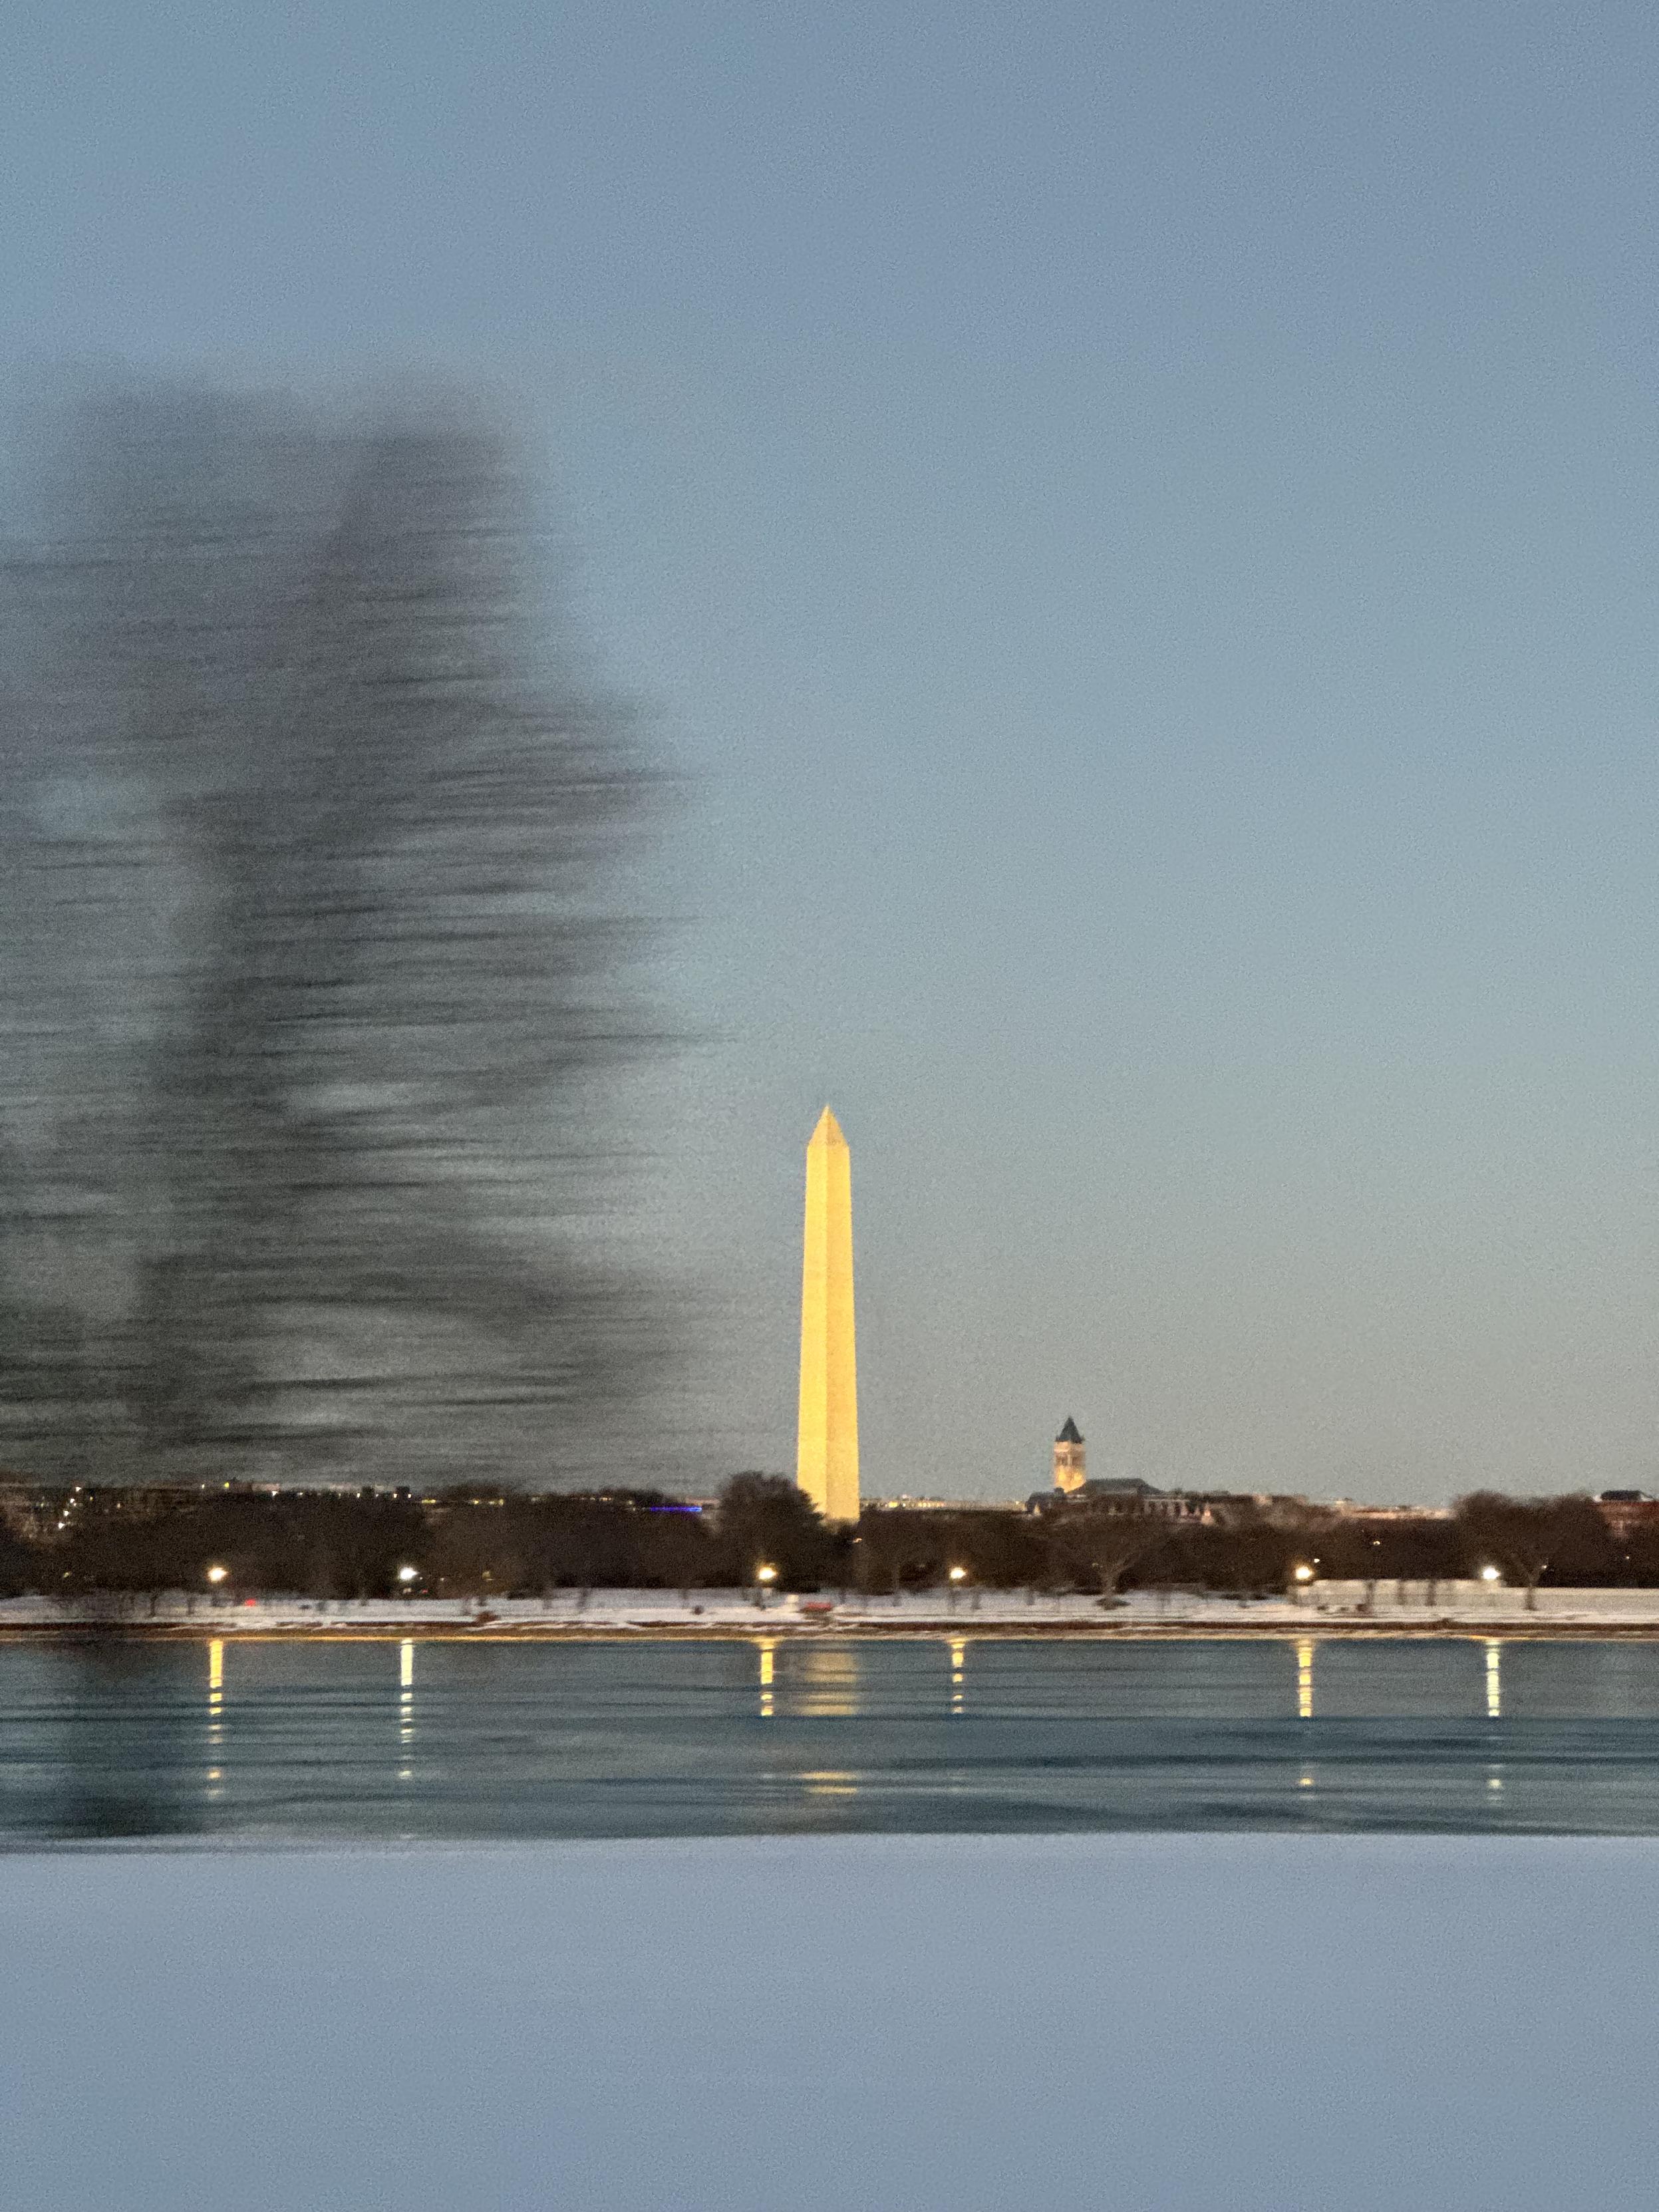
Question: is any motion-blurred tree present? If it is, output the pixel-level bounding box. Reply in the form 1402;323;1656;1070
0;383;663;1486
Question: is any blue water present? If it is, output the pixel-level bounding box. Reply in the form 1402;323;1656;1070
5;1633;1659;1842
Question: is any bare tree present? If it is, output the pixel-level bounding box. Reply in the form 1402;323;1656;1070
1043;1507;1163;1595
1455;1492;1615;1611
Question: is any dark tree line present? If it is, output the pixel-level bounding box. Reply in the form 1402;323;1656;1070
1;1476;829;1603
2;1479;1654;1602
0;382;663;1491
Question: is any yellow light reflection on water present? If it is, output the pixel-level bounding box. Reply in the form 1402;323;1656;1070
758;1636;776;1720
950;1637;966;1716
1485;1639;1502;1720
801;1770;858;1798
207;1638;225;1801
796;1645;860;1718
398;1639;415;1772
1296;1639;1314;1721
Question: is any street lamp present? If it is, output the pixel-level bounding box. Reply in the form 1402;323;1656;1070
947;1564;967;1610
1479;1564;1502;1584
1292;1563;1314;1583
396;1565;418;1589
755;1563;777;1609
206;1563;228;1608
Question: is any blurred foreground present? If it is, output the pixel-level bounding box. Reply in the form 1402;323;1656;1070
0;383;663;1490
3;1837;1656;2209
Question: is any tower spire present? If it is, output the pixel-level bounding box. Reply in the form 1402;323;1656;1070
796;1107;859;1522
1053;1417;1086;1493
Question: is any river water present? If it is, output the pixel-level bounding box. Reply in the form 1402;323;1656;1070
7;1633;1659;1843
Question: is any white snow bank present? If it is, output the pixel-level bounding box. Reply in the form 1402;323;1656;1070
7;1583;1659;1632
3;1833;1656;2212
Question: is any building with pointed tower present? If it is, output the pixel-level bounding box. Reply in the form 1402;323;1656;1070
796;1107;860;1523
1053;1416;1086;1494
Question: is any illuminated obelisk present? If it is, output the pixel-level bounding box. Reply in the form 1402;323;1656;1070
796;1106;859;1523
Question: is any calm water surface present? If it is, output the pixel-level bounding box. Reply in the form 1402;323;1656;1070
6;1633;1659;1843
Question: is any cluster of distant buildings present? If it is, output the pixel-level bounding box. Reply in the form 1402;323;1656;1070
869;1418;1355;1523
867;1418;1659;1534
1037;1420;1659;1533
1032;1416;1346;1522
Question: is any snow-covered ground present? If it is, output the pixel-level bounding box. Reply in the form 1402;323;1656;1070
5;1581;1659;1633
3;1833;1656;2211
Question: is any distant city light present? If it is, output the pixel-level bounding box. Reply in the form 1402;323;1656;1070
396;1565;418;1585
206;1564;228;1585
1479;1565;1501;1584
1292;1563;1315;1584
755;1563;778;1585
948;1566;967;1584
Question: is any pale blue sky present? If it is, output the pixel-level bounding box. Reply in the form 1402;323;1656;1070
6;0;1658;1500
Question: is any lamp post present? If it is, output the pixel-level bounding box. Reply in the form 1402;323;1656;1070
396;1565;418;1599
206;1563;228;1609
947;1564;967;1612
755;1563;777;1611
1291;1563;1314;1607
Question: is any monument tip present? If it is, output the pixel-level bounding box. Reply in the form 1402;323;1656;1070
809;1105;847;1148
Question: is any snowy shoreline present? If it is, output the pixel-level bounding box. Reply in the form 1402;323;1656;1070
7;1582;1659;1638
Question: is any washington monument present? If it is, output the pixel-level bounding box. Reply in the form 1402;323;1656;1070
796;1106;859;1522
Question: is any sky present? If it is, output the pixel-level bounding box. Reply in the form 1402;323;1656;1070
5;0;1658;1503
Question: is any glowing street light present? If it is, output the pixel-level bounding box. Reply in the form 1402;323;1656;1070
754;1562;777;1609
948;1566;967;1584
396;1565;418;1586
1292;1563;1314;1583
1479;1564;1502;1584
206;1564;228;1586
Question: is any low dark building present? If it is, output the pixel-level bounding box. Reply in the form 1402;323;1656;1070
1596;1491;1659;1540
1028;1478;1210;1521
